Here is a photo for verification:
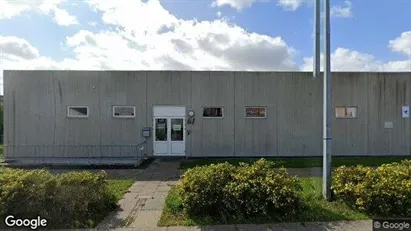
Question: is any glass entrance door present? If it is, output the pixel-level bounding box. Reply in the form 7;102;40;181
153;117;185;156
170;118;184;154
153;118;168;155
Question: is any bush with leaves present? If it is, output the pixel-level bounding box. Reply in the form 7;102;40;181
224;159;302;218
178;162;235;217
332;160;411;217
331;165;373;206
0;168;57;220
0;168;117;228
55;171;117;228
178;159;303;219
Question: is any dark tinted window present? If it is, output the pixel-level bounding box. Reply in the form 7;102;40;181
202;107;223;117
68;107;88;117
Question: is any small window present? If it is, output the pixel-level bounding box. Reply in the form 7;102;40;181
335;106;357;119
67;106;89;118
113;106;135;118
202;107;223;118
245;106;267;118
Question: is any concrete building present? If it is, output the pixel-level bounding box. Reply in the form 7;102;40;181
3;70;411;165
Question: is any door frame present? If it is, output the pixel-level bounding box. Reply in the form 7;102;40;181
152;106;186;156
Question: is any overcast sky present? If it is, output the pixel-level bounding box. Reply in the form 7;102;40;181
1;0;411;95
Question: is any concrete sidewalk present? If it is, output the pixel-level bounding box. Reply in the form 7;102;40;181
97;159;182;230
111;220;372;231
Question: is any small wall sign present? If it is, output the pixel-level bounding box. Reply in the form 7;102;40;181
402;106;409;118
384;121;394;129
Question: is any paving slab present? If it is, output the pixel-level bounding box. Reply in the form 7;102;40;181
304;220;372;231
166;181;179;186
139;190;157;197
165;227;198;231
237;224;276;231
142;197;167;211
142;183;161;190
131;210;163;228
162;220;373;231
202;225;237;231
114;227;168;231
157;185;171;192
132;182;148;187
153;191;168;199
140;185;159;191
128;186;144;193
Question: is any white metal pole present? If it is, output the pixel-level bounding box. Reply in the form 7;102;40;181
409;52;411;71
313;0;321;78
323;0;332;201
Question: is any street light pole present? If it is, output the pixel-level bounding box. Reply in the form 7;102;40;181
323;0;332;201
313;0;321;78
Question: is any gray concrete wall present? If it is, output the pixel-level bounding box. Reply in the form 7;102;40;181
3;70;411;162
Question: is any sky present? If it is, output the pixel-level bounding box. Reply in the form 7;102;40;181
0;0;411;95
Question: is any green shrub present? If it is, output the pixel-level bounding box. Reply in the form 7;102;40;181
331;165;372;205
0;168;58;220
178;159;303;219
54;171;117;228
179;162;235;217
224;159;302;218
0;168;117;228
356;161;411;217
332;160;411;217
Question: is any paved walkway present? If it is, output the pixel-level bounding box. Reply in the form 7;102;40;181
97;159;182;230
97;160;372;231
109;220;372;231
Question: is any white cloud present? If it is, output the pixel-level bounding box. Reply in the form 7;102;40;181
0;0;78;26
62;21;297;71
389;31;411;56
87;0;177;37
277;0;304;11
52;7;78;26
0;36;40;59
302;48;411;71
0;0;298;91
69;0;298;71
331;1;352;18
212;0;304;11
212;0;264;11
217;11;222;18
0;36;56;94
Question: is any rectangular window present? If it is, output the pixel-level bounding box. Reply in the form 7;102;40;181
67;106;89;118
245;106;267;118
202;107;223;118
335;106;357;119
113;106;136;118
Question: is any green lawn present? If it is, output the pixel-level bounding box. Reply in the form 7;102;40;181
179;156;410;170
157;177;369;227
106;179;134;201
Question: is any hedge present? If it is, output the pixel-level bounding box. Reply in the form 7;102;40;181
178;159;302;220
332;160;411;217
0;168;117;228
